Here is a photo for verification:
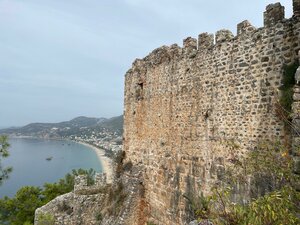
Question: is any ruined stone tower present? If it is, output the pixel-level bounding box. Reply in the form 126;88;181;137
124;1;300;224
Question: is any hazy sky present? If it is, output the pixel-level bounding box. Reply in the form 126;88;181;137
0;0;293;127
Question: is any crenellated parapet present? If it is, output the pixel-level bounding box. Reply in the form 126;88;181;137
264;3;285;26
35;173;110;225
129;1;300;69
130;2;297;66
74;173;107;195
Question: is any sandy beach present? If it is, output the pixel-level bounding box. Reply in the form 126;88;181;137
78;141;114;183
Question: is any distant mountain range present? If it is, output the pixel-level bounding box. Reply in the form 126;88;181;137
0;115;123;139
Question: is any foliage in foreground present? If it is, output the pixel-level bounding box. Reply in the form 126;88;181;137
0;168;95;225
0;135;12;185
188;186;300;225
186;141;300;225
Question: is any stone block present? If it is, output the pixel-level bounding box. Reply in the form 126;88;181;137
293;92;300;101
293;85;300;93
295;67;300;84
264;3;285;26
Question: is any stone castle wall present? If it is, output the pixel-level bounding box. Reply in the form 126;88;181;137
35;173;108;225
124;1;300;225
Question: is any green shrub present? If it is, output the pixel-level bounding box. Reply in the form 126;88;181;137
147;222;157;225
188;141;300;225
244;187;300;225
0;169;95;224
184;192;212;219
37;213;55;225
107;182;127;216
95;211;103;222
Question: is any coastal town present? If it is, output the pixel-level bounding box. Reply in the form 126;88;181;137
66;128;123;157
0;116;124;158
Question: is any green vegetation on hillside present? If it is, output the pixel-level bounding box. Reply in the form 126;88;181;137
0;169;95;225
0;115;123;138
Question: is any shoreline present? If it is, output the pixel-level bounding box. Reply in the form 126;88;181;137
10;136;114;183
76;141;114;184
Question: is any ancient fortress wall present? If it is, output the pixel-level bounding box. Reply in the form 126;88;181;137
124;1;300;224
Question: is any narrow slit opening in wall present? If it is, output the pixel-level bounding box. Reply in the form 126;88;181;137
138;82;144;90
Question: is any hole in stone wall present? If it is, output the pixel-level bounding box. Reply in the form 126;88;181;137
135;82;144;101
138;82;144;90
204;109;212;120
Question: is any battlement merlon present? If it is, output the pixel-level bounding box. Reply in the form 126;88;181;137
294;0;300;17
95;173;107;186
74;175;88;191
237;20;256;35
73;173;107;193
264;3;285;27
183;37;197;51
198;33;214;50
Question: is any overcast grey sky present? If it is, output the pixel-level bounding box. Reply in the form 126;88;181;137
0;0;293;127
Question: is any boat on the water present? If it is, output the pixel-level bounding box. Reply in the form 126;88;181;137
46;157;53;161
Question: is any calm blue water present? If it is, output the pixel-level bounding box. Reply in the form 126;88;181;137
0;138;102;198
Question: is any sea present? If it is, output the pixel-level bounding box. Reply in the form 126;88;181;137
0;138;102;198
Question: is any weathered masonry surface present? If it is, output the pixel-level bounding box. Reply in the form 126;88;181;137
124;1;300;225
